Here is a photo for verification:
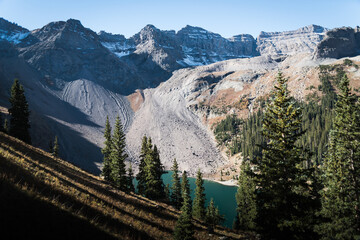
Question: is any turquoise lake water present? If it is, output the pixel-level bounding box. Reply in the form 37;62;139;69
135;171;238;228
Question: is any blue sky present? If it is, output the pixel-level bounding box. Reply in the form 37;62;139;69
0;0;359;38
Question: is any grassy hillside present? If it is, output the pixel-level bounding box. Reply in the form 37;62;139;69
0;132;252;240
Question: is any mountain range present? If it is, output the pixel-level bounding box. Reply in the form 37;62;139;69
1;17;360;177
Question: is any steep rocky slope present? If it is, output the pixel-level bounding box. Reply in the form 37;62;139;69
256;24;327;56
315;26;360;59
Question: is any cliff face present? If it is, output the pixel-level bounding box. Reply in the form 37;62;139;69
315;26;360;59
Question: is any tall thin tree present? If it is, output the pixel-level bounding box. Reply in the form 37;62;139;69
171;159;182;209
137;135;148;194
53;136;59;157
192;169;206;220
127;162;135;192
252;72;315;239
173;171;194;240
110;116;128;191
101;116;112;181
8;79;31;143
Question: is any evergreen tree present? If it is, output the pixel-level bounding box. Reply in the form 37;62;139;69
127;162;135;192
170;159;183;209
192;169;206;220
316;74;360;239
53;136;59;157
101;116;112;181
234;160;256;231
252;72;316;239
173;171;194;240
181;171;192;213
205;198;224;233
143;141;165;200
8;79;31;143
110;116;128;191
137;135;148;194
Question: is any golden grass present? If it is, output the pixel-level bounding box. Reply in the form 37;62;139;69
0;132;254;239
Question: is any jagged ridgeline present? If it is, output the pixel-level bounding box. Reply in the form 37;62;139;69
214;60;358;165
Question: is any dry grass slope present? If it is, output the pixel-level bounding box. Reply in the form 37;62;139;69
0;132;253;240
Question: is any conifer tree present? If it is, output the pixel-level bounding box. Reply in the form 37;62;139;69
252;72;315;239
127;162;135;192
48;139;53;154
173;171;194;240
53;136;59;157
192;169;206;220
170;159;183;209
137;135;148;194
144;142;165;200
316;74;360;239
8;79;31;143
110;116;128;191
101;116;112;181
205;198;224;233
234;160;256;231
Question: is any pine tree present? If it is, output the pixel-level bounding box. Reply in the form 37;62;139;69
53;136;59;157
234;160;256;231
205;198;224;233
316;74;360;239
170;159;183;209
144;142;165;200
8;79;31;143
181;171;192;213
110;116;128;191
137;135;148;195
101;116;112;181
192;169;206;220
252;72;315;239
127;162;135;192
173;171;194;240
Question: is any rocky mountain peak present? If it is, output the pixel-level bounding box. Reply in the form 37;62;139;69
0;18;29;44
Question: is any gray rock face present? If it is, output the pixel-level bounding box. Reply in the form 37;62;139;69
257;24;327;56
0;17;30;45
314;26;360;59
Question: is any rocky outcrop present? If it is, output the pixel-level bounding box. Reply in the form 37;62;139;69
314;26;360;59
257;24;327;56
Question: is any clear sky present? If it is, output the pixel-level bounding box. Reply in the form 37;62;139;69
0;0;359;38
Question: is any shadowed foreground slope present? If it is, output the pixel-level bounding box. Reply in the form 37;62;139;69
0;132;252;240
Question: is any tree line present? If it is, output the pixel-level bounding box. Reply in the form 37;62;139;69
232;71;360;239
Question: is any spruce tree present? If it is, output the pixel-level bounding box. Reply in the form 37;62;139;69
127;162;135;192
170;159;183;209
101;116;112;181
234;160;256;231
164;183;170;202
48;139;53;154
144;142;165;200
252;72;315;239
173;171;194;240
316;74;360;239
8;79;31;143
110;116;128;191
137;135;148;194
192;169;206;220
205;198;224;233
53;136;59;157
